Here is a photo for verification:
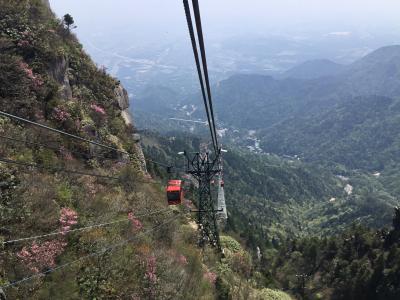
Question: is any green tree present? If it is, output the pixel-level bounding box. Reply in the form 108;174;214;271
63;13;76;31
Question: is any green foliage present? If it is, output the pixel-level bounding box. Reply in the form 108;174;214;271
220;235;242;253
56;182;73;206
35;148;58;168
257;288;293;300
271;210;400;299
118;164;142;193
63;14;75;30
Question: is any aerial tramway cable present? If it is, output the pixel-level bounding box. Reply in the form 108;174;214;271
182;0;218;153
0;134;114;161
0;157;120;180
2;208;172;245
181;0;228;250
0;112;174;171
0;111;129;156
191;0;219;152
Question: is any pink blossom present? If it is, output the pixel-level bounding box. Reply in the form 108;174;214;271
17;40;30;47
203;271;217;284
128;212;143;231
59;207;78;234
34;111;45;121
17;240;66;273
53;107;71;122
19;62;34;78
145;255;157;284
90;104;106;115
177;254;188;266
80;176;97;196
59;146;73;161
19;61;44;87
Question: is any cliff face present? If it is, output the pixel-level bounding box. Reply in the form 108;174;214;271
114;84;147;172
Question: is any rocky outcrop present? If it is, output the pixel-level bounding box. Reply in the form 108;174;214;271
114;85;147;173
49;56;72;100
115;85;132;125
115;85;129;110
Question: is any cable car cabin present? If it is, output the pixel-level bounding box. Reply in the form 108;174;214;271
166;180;183;205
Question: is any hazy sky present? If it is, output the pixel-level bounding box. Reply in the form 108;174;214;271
50;0;400;40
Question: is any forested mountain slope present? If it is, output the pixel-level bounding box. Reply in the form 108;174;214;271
270;210;400;300
142;131;397;249
260;95;400;170
0;1;295;299
142;131;400;300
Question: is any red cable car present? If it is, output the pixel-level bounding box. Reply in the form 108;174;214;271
166;180;184;205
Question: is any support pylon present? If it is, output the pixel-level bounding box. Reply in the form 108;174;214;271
183;150;221;251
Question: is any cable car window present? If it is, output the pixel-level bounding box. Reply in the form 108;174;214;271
168;191;180;201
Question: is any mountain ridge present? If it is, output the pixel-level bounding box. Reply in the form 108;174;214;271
282;58;345;79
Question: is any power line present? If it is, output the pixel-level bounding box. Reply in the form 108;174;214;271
0;134;172;171
191;0;219;152
0;157;119;180
0;110;129;156
145;158;173;169
182;0;223;251
0;157;163;187
0;214;179;289
169;118;208;125
2;208;171;245
0;135;111;161
182;0;217;153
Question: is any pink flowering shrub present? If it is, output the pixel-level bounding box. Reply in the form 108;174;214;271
17;40;30;48
59;146;73;161
177;254;188;266
145;256;157;283
16;208;78;273
19;61;34;78
17;240;67;273
90;104;106;115
128;212;143;231
144;255;157;298
34;110;45;122
19;61;44;87
79;176;98;196
203;271;217;284
52;107;71;122
59;207;78;234
17;31;33;48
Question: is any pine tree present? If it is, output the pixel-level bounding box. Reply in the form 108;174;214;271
63;14;76;32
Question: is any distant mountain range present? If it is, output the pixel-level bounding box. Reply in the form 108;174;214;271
208;45;400;170
281;59;345;79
